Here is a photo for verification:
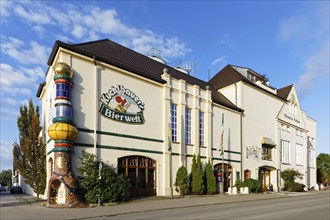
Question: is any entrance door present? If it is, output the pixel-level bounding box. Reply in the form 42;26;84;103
118;156;156;197
49;179;61;205
259;169;270;191
214;163;232;192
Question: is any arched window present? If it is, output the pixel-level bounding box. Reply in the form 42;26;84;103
48;158;53;179
118;156;156;197
213;163;233;192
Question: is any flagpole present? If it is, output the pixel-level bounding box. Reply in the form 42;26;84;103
221;113;224;194
168;108;173;198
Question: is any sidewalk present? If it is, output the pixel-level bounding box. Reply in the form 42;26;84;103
1;191;327;220
9;190;323;209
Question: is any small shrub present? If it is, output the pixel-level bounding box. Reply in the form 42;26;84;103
285;182;305;192
78;151;130;204
191;154;204;195
174;166;189;197
243;178;261;193
281;169;304;192
234;179;246;189
205;160;216;195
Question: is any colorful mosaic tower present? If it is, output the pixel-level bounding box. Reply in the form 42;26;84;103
47;62;82;207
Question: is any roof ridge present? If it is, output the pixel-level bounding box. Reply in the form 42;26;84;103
68;39;110;46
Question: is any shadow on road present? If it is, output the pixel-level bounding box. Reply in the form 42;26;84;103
0;191;44;207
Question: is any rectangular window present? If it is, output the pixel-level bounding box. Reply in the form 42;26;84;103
185;108;191;144
171;104;177;142
199;111;204;146
296;144;303;165
262;145;272;161
281;140;290;164
308;147;315;168
289;103;292;114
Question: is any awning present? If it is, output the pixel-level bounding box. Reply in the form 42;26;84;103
261;137;276;147
259;165;276;171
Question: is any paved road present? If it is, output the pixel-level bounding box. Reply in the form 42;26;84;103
0;191;16;205
102;192;329;219
0;191;329;219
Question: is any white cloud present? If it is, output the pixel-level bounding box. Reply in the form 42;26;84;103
296;40;329;99
211;56;226;67
278;2;330;99
0;107;19;119
279;3;329;43
1;38;51;65
0;0;13;19
5;2;191;60
33;25;47;36
1;36;24;49
0;97;18;107
0;63;44;98
0;140;13;171
14;4;52;25
20;99;30;107
217;34;235;47
71;25;85;39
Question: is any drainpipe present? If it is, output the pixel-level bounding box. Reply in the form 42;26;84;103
93;56;98;159
235;83;237;106
240;112;243;181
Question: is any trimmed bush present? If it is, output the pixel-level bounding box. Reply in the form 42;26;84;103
285;182;305;192
191;154;204;194
234;179;246;189
174;166;189;197
205;160;216;194
243;178;261;193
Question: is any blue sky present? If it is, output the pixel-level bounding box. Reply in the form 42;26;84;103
0;0;329;171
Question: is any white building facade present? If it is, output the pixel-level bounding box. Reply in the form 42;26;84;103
37;39;317;202
209;65;317;192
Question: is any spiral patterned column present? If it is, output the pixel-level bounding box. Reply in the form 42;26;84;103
47;62;82;208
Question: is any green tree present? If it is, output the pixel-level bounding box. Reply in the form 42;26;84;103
191;154;204;194
174;166;189;197
205;160;216;194
317;153;330;184
190;154;197;192
78;151;130;204
281;169;302;184
281;169;305;192
0;169;12;188
12;100;46;198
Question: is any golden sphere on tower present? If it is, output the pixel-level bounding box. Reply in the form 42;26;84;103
48;123;78;141
54;62;74;78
